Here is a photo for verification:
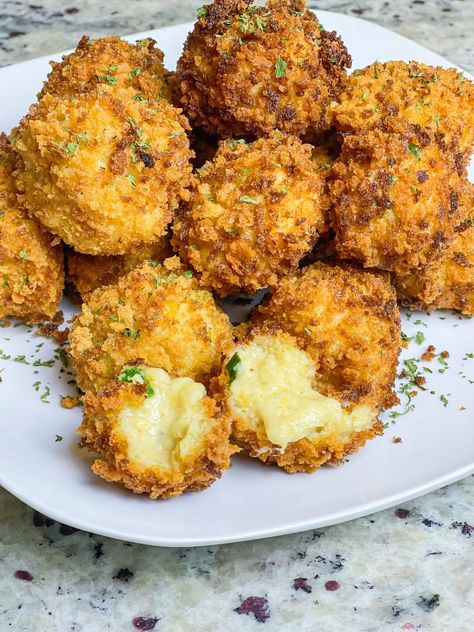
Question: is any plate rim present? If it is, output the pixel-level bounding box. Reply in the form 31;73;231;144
1;11;473;547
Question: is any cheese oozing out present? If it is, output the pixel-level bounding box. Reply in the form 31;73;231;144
228;335;375;448
118;367;212;471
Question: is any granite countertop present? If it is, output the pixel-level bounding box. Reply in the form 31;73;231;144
1;1;473;630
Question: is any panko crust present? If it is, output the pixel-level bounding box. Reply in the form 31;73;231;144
172;132;329;296
329;128;467;275
393;184;474;315
68;257;234;394
39;35;174;102
66;236;172;299
176;0;351;138
253;262;401;411
212;328;384;473
80;376;235;499
331;61;474;167
0;133;64;322
14;88;193;255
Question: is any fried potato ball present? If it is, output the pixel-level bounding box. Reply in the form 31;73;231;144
393;184;474;315
176;0;351;138
331;61;474;166
69;257;234;394
0;133;63;322
212;262;400;472
14;86;193;255
172;132;329;296
79;364;235;498
66;236;172;299
254;262;401;414
329;128;467;275
39;35;174;102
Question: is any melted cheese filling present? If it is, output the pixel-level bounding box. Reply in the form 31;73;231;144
229;336;375;448
118;368;211;471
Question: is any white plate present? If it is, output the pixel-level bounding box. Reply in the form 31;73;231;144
0;12;473;547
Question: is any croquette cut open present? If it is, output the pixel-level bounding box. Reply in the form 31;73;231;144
172;131;330;296
68;257;234;395
80;364;236;498
0;133;64;322
176;0;351;138
213;262;401;472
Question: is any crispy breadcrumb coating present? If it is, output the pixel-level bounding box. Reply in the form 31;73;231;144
176;0;351;138
213;326;388;473
39;35;175;102
14;85;193;255
253;262;401;413
331;61;474;167
0;133;63;322
80;364;236;498
69;258;234;394
329;128;467;274
66;236;172;299
172;132;329;295
393;183;474;315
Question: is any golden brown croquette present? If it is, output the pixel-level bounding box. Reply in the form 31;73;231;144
68;258;234;394
172;132;329;295
0;133;64;322
176;0;351;138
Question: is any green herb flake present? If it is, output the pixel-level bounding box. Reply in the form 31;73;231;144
122;327;140;339
440;394;449;407
117;366;154;398
55;434;63;442
408;143;421;159
18;250;28;259
239;195;258;204
196;6;208;18
182;270;193;278
128;66;142;79
275;57;287;79
136;38;150;47
415;331;425;345
126;173;136;187
226;352;241;384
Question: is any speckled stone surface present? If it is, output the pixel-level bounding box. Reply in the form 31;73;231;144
0;1;473;630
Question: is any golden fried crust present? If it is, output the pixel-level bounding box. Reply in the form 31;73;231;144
14;88;193;255
331;61;474;167
0;134;63;322
80;377;235;499
176;0;351;138
253;262;401;411
68;258;234;394
66;236;172;299
212;329;384;473
329;128;467;275
172;132;329;296
39;35;174;102
393;183;474;315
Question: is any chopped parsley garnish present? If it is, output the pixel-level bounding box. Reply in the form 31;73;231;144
64;142;78;155
196;6;208;18
55;434;63;442
126;173;136;187
239;195;258;204
440;394;449;407
136;38;150;47
275;57;287;78
226;353;241;384
408;143;421;159
415;331;425;345
133;94;148;103
18;250;28;259
117;366;154;398
182;270;193;278
122;327;140;339
128;67;142;79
